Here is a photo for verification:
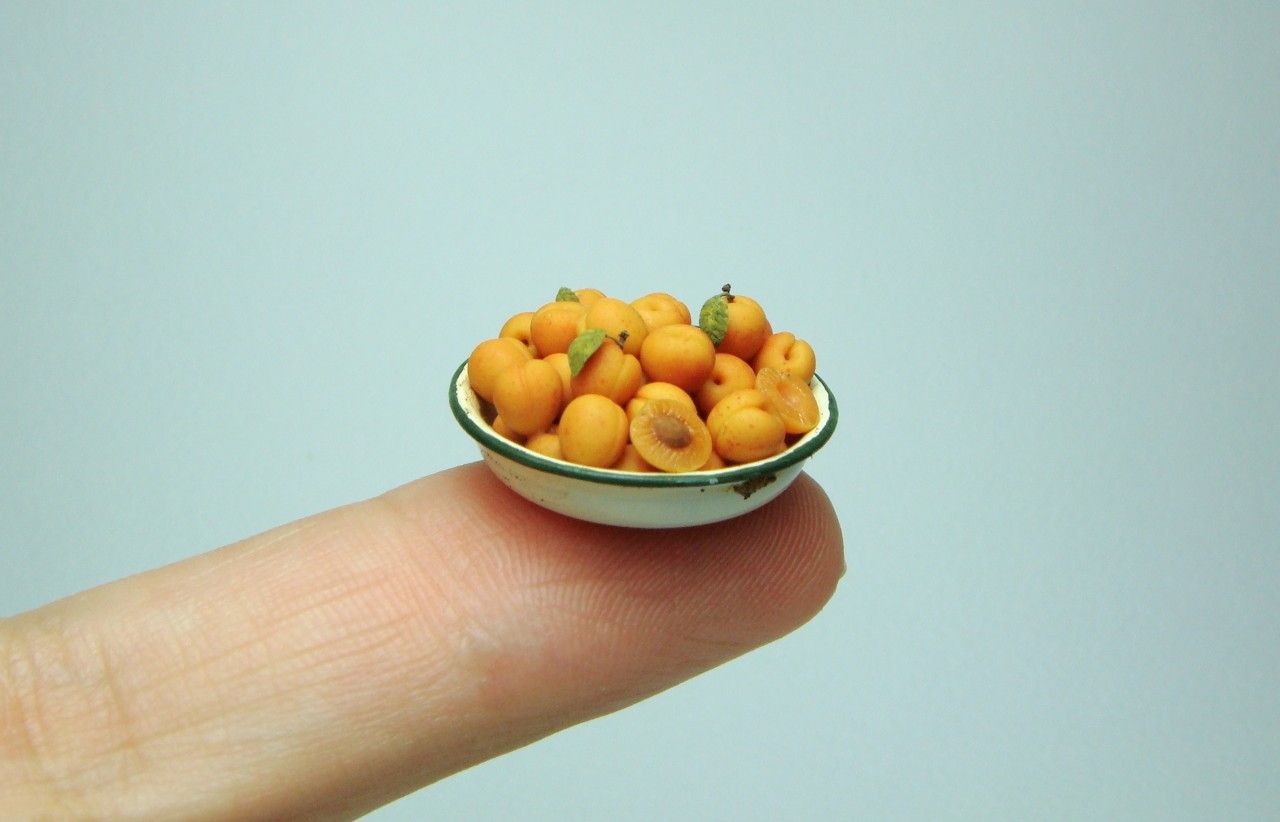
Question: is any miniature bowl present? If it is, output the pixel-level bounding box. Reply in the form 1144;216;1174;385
449;360;838;528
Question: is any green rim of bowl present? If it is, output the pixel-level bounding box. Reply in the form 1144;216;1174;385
449;359;838;488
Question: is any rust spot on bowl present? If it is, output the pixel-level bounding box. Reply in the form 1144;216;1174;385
732;474;776;500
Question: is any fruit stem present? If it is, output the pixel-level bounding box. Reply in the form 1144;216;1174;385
721;283;735;302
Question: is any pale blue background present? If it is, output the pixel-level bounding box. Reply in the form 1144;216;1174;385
3;3;1278;819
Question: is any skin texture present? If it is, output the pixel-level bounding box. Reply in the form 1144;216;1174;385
492;359;563;436
639;324;717;393
610;444;656;472
499;312;538;356
717;295;770;362
579;298;648;357
0;464;844;818
695;353;757;417
524;431;563;460
530;301;588;357
542;353;573;416
466;338;533;403
573;288;607;307
631;293;691;330
557;394;630;467
752;332;816;384
490;415;524;443
706;388;787;463
570;340;644;406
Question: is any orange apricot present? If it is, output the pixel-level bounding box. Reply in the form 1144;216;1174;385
625;381;697;426
542;352;573;416
467;337;533;403
630;399;713;473
575;288;607;307
756;367;820;435
752;331;816;384
571;339;644;405
697;450;727;471
559;394;629;467
611;444;656;472
631;292;691;330
492;358;563;436
530;300;588;357
694;353;756;416
500;311;537;355
525;430;563;460
706;388;786;464
491;415;524;443
718;294;770;361
579;297;648;356
639;324;716;393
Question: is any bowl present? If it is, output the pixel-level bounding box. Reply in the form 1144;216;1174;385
449;360;838;528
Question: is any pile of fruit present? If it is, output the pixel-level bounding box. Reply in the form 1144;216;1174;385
466;286;820;473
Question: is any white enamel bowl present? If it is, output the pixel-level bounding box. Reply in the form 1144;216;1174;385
449;361;838;528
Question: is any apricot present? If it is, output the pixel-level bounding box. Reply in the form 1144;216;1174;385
753;331;816;384
559;394;629;467
625;381;697;427
706;388;786;464
467;337;533;403
697;450;727;471
530;300;588;357
525;430;563;460
492;358;563;437
631;292;691;330
630;399;713;473
571;339;644;405
639;324;716;393
756;367;820;435
542;352;573;416
718;294;770;362
575;288;607;307
611;444;656;472
500;311;537;356
491;415;523;443
579;297;648;356
694;353;756;416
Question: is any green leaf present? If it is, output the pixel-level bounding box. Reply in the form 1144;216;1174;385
567;328;607;375
556;287;580;302
698;294;729;345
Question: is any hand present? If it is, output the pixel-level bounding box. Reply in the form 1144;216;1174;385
1;464;843;818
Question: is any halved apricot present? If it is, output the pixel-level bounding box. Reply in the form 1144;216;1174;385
756;367;819;435
630;399;713;473
625;381;697;427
